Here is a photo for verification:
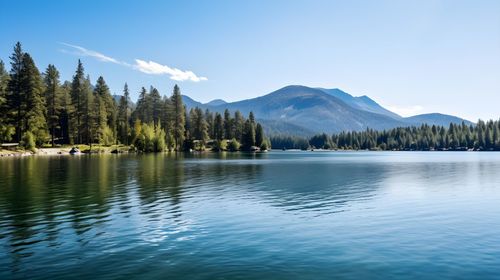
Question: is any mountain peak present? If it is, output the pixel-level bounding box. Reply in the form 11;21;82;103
206;99;227;106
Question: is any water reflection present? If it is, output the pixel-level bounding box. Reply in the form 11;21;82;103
1;152;500;279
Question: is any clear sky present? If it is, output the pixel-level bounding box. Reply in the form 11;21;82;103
1;0;499;121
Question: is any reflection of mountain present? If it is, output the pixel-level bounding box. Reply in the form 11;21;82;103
182;85;473;136
236;154;384;213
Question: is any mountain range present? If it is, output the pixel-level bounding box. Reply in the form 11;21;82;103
182;85;472;136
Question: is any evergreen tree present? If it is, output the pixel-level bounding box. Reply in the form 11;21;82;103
233;110;244;141
171;85;185;150
205;109;214;139
192;107;209;143
255;123;264;147
117;83;130;145
150;87;162;126
70;60;85;144
0;60;14;142
43;64;62;147
223;109;232;139
241;119;255;150
59;81;73;144
6;42;25;142
82;76;95;145
20;53;47;146
249;111;255;124
214;112;224;140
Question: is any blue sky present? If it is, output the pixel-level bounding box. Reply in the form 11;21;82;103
1;0;499;121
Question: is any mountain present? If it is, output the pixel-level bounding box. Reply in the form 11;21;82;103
181;95;205;109
181;85;473;136
317;88;402;120
405;113;472;127
206;99;227;106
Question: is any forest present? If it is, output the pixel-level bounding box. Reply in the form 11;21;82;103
0;42;268;152
271;120;500;151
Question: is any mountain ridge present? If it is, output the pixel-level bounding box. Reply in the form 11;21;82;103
178;85;472;136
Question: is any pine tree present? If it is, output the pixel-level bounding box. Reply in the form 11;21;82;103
59;81;73;144
117;83;130;145
150;87;162;126
214;112;224;140
93;76;116;143
249;111;255;124
171;85;185;151
233;110;244;141
162;95;175;150
82;75;94;145
70;60;85;144
133;87;150;122
192;107;208;143
44;64;62;147
93;76;110;143
241;119;255;150
21;53;47;146
6;42;25;142
223;109;232;139
255;123;264;147
0;60;14;143
205;109;214;139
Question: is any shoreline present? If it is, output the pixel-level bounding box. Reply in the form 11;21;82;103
1;147;498;158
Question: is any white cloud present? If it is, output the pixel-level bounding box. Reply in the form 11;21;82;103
60;42;130;66
134;59;207;82
386;105;424;117
59;43;207;82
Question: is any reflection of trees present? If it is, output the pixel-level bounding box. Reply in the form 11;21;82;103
0;155;133;269
135;154;184;215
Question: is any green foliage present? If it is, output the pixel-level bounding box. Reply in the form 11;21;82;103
212;139;228;151
297;121;500;151
100;125;115;146
228;138;240;151
133;123;166;152
0;59;14;143
21;131;36;152
171;85;185;151
44;64;62;147
260;140;269;151
0;42;268;152
255;123;264;147
270;135;310;150
241;119;256;150
117;83;130;145
214;112;224;140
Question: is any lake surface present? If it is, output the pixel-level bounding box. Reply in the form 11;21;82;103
1;151;500;279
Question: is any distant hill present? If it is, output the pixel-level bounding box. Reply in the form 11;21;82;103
206;99;227;106
405;113;472;127
179;85;473;136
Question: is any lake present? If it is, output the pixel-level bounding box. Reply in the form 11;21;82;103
1;151;500;279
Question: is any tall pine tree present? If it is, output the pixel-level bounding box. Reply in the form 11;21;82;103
43;64;62;147
171;84;185;151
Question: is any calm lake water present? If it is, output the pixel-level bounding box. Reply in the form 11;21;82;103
1;151;500;279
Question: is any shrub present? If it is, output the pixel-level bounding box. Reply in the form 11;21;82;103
21;132;36;152
260;141;269;151
100;126;115;146
228;138;240;152
212;139;227;152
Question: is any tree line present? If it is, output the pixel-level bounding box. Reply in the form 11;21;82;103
271;120;500;151
0;42;267;152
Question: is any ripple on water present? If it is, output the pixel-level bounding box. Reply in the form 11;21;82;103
1;152;500;279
